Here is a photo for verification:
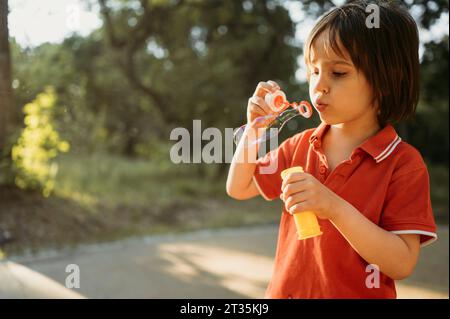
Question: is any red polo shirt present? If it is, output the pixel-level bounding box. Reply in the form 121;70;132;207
253;122;437;299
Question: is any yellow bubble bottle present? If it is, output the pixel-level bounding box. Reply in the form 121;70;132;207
281;166;323;240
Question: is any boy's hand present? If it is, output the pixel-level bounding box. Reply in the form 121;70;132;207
246;80;280;127
280;171;343;220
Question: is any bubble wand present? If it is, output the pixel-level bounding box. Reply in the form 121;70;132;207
233;88;314;146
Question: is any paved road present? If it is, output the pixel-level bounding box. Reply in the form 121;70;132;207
0;261;84;298
3;225;449;299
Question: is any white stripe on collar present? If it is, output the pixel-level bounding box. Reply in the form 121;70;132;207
374;135;402;163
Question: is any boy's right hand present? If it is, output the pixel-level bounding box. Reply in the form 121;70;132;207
246;80;281;127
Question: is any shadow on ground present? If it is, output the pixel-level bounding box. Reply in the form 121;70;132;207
4;225;448;299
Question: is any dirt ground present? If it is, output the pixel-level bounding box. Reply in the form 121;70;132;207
5;224;448;299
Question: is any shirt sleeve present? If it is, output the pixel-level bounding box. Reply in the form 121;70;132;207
380;164;438;247
253;134;301;201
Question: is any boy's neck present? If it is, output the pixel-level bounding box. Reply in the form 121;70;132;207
328;119;381;148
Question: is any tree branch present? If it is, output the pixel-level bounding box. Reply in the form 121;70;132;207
98;0;126;48
98;0;168;121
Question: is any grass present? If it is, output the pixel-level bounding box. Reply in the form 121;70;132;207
1;153;448;257
0;153;281;256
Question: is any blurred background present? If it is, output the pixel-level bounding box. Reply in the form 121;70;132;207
0;0;448;298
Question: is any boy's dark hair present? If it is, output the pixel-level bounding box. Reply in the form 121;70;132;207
304;0;420;126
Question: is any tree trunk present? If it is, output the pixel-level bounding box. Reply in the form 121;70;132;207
0;0;12;153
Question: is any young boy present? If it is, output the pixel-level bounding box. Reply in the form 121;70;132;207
226;0;437;298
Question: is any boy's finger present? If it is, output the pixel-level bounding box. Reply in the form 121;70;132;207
254;114;277;126
253;82;273;97
250;96;272;115
281;172;307;191
268;80;280;91
282;182;307;199
248;102;266;118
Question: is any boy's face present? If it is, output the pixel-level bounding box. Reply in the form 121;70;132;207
307;30;379;127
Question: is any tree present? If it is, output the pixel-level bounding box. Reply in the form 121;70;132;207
0;0;12;154
95;0;299;159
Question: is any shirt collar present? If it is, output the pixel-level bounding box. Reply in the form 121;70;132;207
309;122;401;163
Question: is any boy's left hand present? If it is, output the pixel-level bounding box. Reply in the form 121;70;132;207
280;171;342;220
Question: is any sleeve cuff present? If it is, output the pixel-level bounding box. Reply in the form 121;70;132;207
390;229;438;247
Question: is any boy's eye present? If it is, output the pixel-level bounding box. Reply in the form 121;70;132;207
309;69;347;77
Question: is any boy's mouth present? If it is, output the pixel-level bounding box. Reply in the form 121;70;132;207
314;100;329;112
316;104;328;112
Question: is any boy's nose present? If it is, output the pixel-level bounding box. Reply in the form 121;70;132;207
311;74;330;95
313;81;330;96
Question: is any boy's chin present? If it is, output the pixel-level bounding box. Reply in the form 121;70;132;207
317;110;353;125
318;115;341;125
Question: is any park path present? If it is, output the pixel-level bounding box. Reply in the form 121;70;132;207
2;224;448;299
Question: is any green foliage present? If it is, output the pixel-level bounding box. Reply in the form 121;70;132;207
396;35;449;163
301;0;449;29
10;1;300;160
7;0;448;167
11;87;70;196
